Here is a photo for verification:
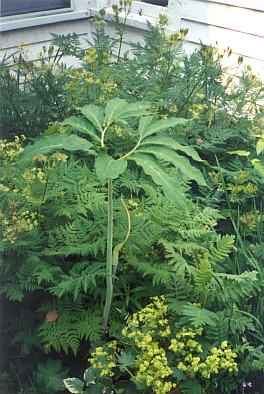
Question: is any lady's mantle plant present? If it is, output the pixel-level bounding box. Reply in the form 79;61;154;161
64;296;238;394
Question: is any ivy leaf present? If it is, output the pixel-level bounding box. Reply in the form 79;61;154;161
137;145;207;186
141;136;205;162
61;116;101;142
117;351;135;372
95;150;127;183
63;378;84;394
19;134;94;161
140;117;189;139
131;152;187;212
77;105;104;133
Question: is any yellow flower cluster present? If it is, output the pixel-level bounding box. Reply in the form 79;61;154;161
0;136;26;161
169;327;238;379
1;208;42;244
133;341;174;394
121;296;175;394
88;297;238;393
89;342;117;378
124;295;168;332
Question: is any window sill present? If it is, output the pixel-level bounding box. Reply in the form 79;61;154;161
0;8;91;31
0;1;168;33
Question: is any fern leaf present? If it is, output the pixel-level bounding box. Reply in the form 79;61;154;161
209;234;235;263
181;303;218;328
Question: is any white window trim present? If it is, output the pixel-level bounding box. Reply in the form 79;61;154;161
0;0;178;33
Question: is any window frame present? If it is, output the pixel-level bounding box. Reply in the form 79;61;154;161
1;0;71;17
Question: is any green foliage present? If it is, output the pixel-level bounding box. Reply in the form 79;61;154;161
69;297;240;394
1;7;264;392
34;358;70;393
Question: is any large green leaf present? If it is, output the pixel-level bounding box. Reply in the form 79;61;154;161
95;150;127;183
105;98;127;126
63;378;84;394
61;116;101;142
138;115;154;138
77;104;104;133
19;134;94;161
83;367;97;385
137;145;207;186
251;159;264;177
104;98;150;126
141;136;204;162
256;138;264;155
35;359;69;393
131;153;187;212
114;101;151;120
140;117;189;139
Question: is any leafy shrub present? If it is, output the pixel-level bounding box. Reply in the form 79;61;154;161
0;5;264;393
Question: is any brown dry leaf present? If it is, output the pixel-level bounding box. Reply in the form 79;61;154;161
45;309;59;323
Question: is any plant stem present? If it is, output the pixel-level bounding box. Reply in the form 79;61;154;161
102;177;114;331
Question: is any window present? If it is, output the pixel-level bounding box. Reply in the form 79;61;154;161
142;0;168;5
1;0;71;17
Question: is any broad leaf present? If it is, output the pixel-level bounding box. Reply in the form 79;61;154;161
61;116;101;142
19;134;94;161
171;367;186;381
105;98;150;125
105;98;127;126
179;377;203;394
131;153;187;212
115;101;151;120
35;359;69;393
117;351;135;372
140;117;189;139
137;145;207;186
251;159;264;177
138;115;154;138
83;367;97;385
228;150;250;157
63;378;84;394
95;150;127;183
256;138;264;155
77;104;104;133
141;136;204;162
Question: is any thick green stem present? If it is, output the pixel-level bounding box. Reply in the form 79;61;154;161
102;177;114;331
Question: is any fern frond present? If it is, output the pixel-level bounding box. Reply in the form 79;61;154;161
181;303;218;328
206;312;229;345
38;296;102;355
209;234;235;264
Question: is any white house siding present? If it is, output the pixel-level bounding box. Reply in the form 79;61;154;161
0;0;264;78
177;0;264;79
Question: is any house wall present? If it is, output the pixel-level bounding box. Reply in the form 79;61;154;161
1;0;264;78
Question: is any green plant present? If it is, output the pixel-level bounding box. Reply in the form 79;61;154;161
1;6;264;391
64;296;241;394
34;358;70;393
18;97;206;331
0;371;15;394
